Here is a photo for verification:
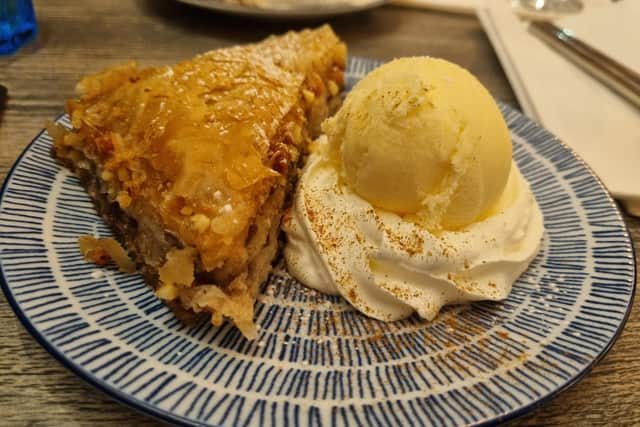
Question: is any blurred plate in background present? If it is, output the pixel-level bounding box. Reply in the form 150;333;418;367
175;0;388;18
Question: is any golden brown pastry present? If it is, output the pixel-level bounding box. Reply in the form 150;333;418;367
51;25;346;338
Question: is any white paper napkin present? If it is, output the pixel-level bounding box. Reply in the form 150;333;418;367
478;1;640;215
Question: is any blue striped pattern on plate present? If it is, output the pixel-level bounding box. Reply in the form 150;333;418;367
0;57;635;427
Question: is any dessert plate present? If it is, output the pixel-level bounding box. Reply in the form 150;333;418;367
174;0;388;19
0;57;635;426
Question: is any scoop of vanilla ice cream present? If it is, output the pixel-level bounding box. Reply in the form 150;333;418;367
322;57;512;231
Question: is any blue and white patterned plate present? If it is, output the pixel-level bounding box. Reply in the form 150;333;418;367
0;58;636;426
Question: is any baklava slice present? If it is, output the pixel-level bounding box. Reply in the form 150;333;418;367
51;26;346;338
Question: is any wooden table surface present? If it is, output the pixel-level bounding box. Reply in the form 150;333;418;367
1;1;638;425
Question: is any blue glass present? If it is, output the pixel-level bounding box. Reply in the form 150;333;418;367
0;0;38;56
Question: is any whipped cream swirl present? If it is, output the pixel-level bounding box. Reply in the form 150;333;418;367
283;141;543;321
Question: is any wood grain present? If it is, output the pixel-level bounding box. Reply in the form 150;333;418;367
0;1;638;426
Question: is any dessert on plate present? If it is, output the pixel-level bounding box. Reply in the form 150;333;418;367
284;57;544;321
51;26;346;338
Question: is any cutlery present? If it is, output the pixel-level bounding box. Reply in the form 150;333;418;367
529;21;640;110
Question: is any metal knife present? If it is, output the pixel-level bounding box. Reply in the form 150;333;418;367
529;21;640;110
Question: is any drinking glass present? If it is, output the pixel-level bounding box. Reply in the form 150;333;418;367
512;0;583;15
0;0;38;56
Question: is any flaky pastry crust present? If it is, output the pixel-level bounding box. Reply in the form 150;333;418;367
52;25;346;338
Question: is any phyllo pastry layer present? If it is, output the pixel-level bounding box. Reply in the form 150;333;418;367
52;25;346;338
